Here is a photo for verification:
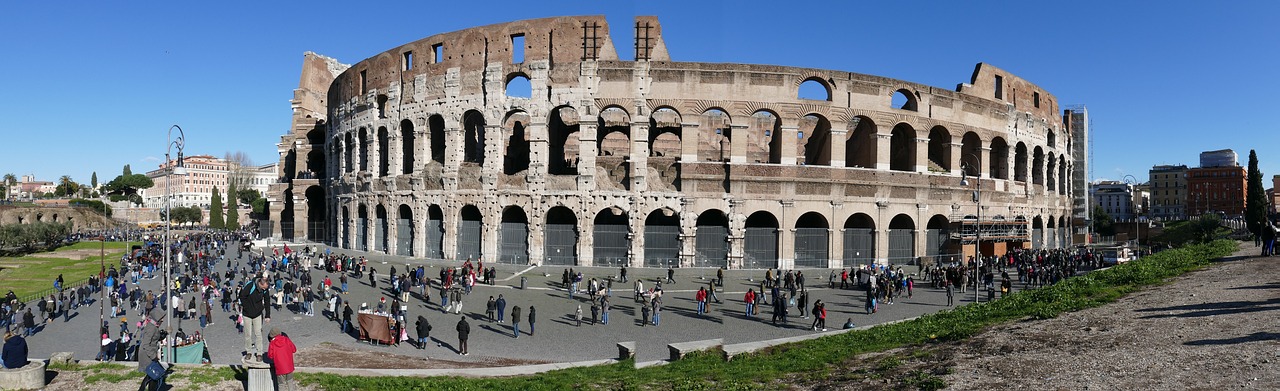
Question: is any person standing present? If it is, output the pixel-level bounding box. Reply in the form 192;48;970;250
575;304;582;327
650;296;662;326
945;280;954;307
511;305;522;338
797;289;809;319
495;294;507;323
136;311;164;387
341;302;353;334
619;266;628;283
266;327;297;391
415;315;432;349
810;300;826;331
600;297;610;325
528;306;536;336
744;289;756;317
455;316;470;355
238;277;272;362
485;296;496;323
589;300;599;325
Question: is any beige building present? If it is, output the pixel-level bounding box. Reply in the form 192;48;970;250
268;16;1076;269
1149;165;1187;220
142;155;229;209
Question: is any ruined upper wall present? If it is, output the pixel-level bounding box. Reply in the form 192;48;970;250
294;52;348;121
958;63;1060;121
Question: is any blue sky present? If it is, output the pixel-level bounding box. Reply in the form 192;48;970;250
2;1;1277;186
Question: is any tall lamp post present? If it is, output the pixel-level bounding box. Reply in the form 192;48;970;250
960;156;981;304
164;125;187;364
1123;174;1140;255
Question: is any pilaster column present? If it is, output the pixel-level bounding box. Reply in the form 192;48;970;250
914;137;930;173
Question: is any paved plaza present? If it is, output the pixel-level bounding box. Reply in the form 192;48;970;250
22;242;1016;366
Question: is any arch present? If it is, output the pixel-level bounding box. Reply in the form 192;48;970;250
648;107;682;158
305;186;326;242
457;205;483;260
344;133;355;173
544;206;578;266
799;114;832;166
1058;159;1068;195
463;110;487;165
925;215;950;258
306;125;325;145
341;205;350;249
1047;130;1056;148
798;77;831;101
1046;153;1057;191
644;209;680;267
843;213;875;267
845;116;877;168
396;204;413;256
794;212;829;268
306;149;326;178
1031;215;1045;249
989;137;1010;179
548;105;581;175
377;126;390;176
699;108;731;162
960;132;981;177
375;204;388;253
694;209;729;267
597;106;631;157
505;73;531;98
429;114;446;164
887;214;915;263
284;149;297;180
1014;142;1028;182
400;119;415;175
749;110;782;164
499;206;529;264
356;204;368;252
890;123;917;172
280;190;294;240
593;208;629;267
892;89;918;111
358;128;369;172
927;126;952;172
424;205;444;259
743;211;779;268
1032;146;1045;185
504;111;531;175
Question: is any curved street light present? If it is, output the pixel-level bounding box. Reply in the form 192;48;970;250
163;125;187;363
960;153;981;304
1123;174;1141;257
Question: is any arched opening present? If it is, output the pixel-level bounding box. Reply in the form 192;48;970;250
846;116;876;168
799;114;832;166
358;128;369;172
306;149;326;178
1059;216;1069;246
424;205;444;259
376;94;388;119
499;206;529;264
1031;215;1044;249
1014;142;1028;182
593;208;629;267
843;213;875;267
887;214;915;263
694;210;729;268
284;149;297;180
341;206;350;249
307;124;325;145
744;211;779;269
344;133;354;173
1047;130;1056;148
699;109;731;162
505;73;531;98
305;186;326;242
1046;215;1057;249
794;212;829;268
1046;153;1057;191
544;207;578;266
890;123;916;172
280;190;294;241
548;106;581;175
597;106;631;157
457;205;483;260
504;111;530;175
375;204;388;253
648;107;682;158
463;110;486;165
429;115;446;164
892;89;918;111
927;126;952;172
990;137;1009;179
377;126;390;176
1059;160;1068;195
961;132;981;177
397;204;413;256
798;78;831;101
749;110;782;164
1032;146;1045;185
644;209;680;268
925;215;950;259
356;204;368;251
401;119;415;175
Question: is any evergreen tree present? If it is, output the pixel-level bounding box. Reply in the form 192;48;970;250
122;164;132;176
209;186;225;230
1246;150;1267;235
91;172;98;191
226;181;241;230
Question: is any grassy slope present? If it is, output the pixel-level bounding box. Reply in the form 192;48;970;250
0;241;129;298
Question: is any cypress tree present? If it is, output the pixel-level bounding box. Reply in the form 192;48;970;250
209;186;225;230
226;181;241;230
1246;150;1267;235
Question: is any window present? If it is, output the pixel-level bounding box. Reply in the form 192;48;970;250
403;51;413;70
359;70;367;94
511;34;525;63
994;75;1004;99
432;44;443;63
1033;92;1041;108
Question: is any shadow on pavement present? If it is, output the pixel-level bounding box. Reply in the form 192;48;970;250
1184;332;1280;346
1136;297;1280;319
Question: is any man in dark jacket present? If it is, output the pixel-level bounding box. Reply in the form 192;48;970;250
22;309;36;337
495;294;507;323
511;306;521;338
2;332;28;369
455;316;470;355
341;302;353;334
239;278;272;362
415;315;432;349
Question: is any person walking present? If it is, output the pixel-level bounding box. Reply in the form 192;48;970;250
666;267;676;284
811;300;827;331
137;310;165;390
415;315;432;349
528;306;536;336
455;316;470;356
511;305;522;338
238;277;272;362
266;327;297;391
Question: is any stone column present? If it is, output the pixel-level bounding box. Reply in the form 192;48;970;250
481;197;500;263
483;124;502;188
779;126;799;166
778;201;795;270
526;120;548;191
578;214;595;267
914;137;930;173
577;119;598;191
829;127;848;167
875;130;893;171
979;147;991;178
442;201;458;260
631;120;650;193
628;209;643;268
729;124;749;164
680;122;700;162
949;142;964;176
388;131;402;178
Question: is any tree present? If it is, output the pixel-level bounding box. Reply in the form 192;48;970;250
226;181;241;230
209;186;225;230
122;164;132;176
103;172;154;206
250;198;269;220
1246;150;1267;236
3;173;15;199
1092;204;1116;237
90;172;98;192
237;188;261;205
56;175;81;197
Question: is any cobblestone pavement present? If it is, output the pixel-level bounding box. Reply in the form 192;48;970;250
23;242;1019;365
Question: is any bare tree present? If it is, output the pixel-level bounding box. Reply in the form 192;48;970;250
225;151;256;189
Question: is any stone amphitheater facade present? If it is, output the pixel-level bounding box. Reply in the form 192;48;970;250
267;16;1076;269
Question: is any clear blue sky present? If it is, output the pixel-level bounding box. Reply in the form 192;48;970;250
2;1;1278;186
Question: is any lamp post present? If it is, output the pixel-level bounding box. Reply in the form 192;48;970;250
163;125;187;364
1123;175;1139;255
960;156;981;304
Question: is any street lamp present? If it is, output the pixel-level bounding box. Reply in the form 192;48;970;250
163;124;187;363
1123;174;1140;255
960;156;981;304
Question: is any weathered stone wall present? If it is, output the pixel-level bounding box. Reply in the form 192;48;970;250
0;206;114;231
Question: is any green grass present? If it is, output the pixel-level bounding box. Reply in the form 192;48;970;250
295;240;1237;391
0;241;129;298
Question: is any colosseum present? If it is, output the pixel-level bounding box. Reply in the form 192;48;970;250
267;15;1077;269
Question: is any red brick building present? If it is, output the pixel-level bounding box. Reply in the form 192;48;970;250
1187;166;1246;217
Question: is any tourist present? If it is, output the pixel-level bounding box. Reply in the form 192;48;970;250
455;316;470;356
511;305;522;338
495;294;507;323
415;315;432;349
575;304;582;327
265;327;297;391
239;277;272;362
485;296;496;322
842;318;856;330
341;302;352;334
650;296;662;326
744;289;756;317
666;266;676;284
2;331;28;369
528;306;536;336
136;311;164;376
811;300;826;331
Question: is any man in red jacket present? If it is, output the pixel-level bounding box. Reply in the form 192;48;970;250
266;327;296;391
